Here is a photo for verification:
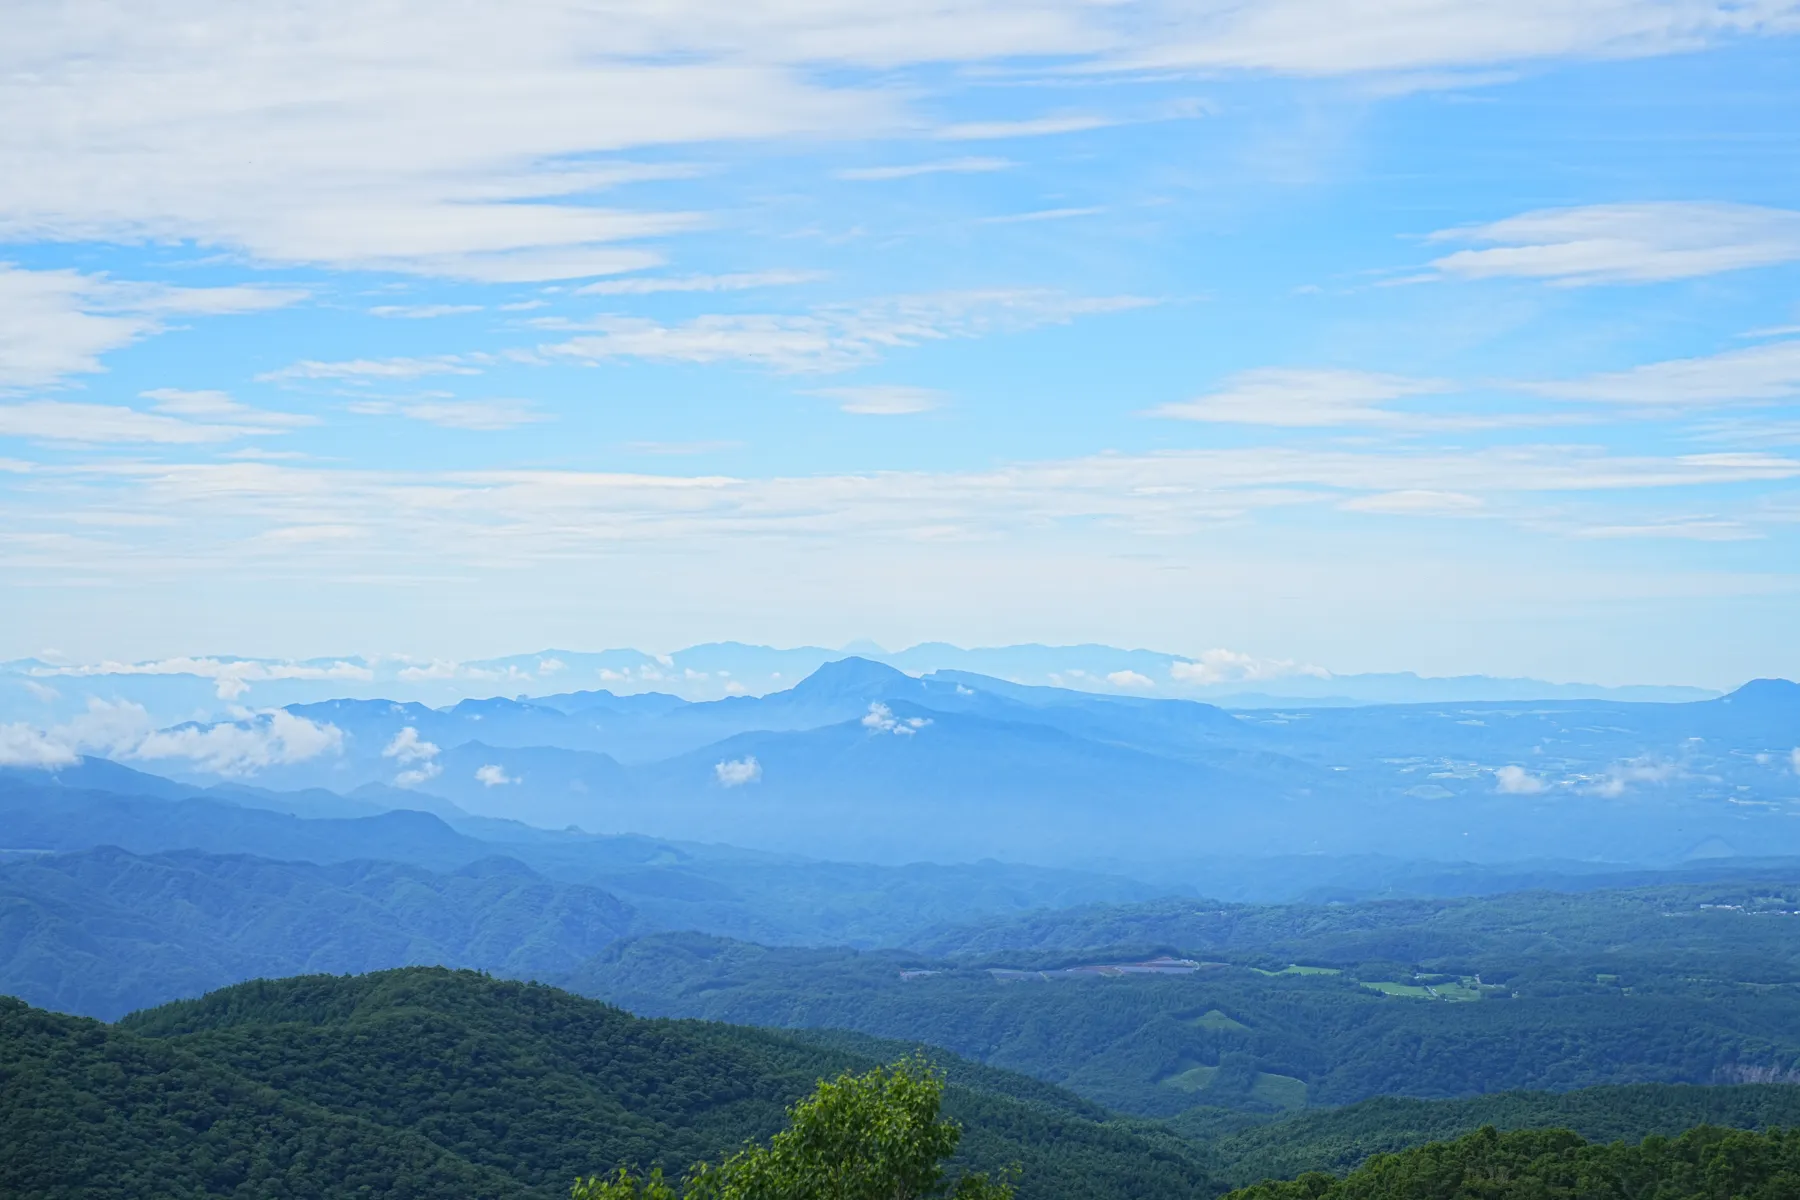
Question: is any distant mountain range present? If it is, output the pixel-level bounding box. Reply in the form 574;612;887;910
0;640;1717;726
3;657;1796;866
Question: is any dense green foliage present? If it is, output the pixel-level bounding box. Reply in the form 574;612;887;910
567;919;1800;1116
0;967;1217;1200
1222;1125;1800;1200
574;1059;1011;1200
1197;1084;1800;1185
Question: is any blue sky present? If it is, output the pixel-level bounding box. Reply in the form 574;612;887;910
3;1;1800;688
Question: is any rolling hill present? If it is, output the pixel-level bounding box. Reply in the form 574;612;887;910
0;967;1219;1200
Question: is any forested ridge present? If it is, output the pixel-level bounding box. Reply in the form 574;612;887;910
1199;1084;1800;1186
567;927;1800;1116
0;967;1216;1200
1222;1125;1800;1199
11;966;1800;1198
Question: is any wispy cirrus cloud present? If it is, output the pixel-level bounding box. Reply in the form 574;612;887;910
835;157;1015;181
1426;202;1800;285
543;289;1152;373
0;398;310;445
0;264;304;390
1113;0;1800;76
259;356;484;383
1527;340;1800;407
809;385;945;414
16;444;1797;580
574;270;825;296
1150;368;1456;427
936;115;1115;140
4;1;1793;286
348;399;549;430
369;304;484;319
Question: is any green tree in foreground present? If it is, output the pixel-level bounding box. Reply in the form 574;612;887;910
573;1058;1013;1200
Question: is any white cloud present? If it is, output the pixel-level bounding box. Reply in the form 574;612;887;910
348;399;548;431
811;385;944;415
862;702;931;734
0;698;342;775
1170;650;1330;685
1590;757;1681;797
836;157;1015;181
381;726;444;784
382;726;440;764
0;400;298;445
0;723;78;767
575;270;825;295
0;6;923;278
1428;202;1800;285
1528;341;1800;408
143;389;257;418
475;763;517;786
1572;517;1757;540
714;755;763;785
1791;747;1800;775
1116;1;1800;76
1495;764;1546;794
936;115;1114;140
1149;368;1457;427
34;656;373;700
395;762;442;786
0;263;304;389
369;304;484;319
129;709;345;776
1342;489;1486;515
545;289;1152;374
18;443;1800;580
260;356;482;382
1106;669;1155;689
975;207;1105;225
3;1;1794;286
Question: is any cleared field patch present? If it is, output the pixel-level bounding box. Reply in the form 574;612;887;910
1361;976;1487;1001
1162;1065;1220;1092
1189;1008;1251;1032
1249;1071;1307;1110
1253;964;1343;977
1430;979;1487;1001
1362;981;1436;998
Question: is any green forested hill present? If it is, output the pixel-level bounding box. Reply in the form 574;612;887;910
1198;1083;1800;1186
1222;1125;1800;1200
0;967;1217;1200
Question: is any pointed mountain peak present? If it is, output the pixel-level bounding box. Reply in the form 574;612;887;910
1718;678;1800;708
788;656;918;701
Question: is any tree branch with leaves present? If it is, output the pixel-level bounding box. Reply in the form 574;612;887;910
573;1058;1014;1200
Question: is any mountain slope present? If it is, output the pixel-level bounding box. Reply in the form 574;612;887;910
0;846;635;1019
0;967;1218;1200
